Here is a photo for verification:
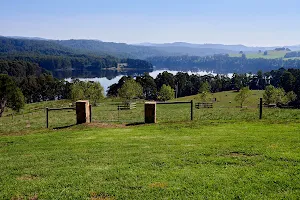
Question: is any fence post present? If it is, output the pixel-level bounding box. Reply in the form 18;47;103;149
191;100;193;121
89;105;92;123
259;98;263;119
46;107;49;128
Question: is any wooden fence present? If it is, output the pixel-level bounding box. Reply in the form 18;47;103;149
157;100;194;121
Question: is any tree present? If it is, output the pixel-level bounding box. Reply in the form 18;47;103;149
235;87;251;108
85;82;105;106
136;73;157;100
0;74;25;117
264;51;268;55
158;84;174;101
118;79;143;100
263;85;295;105
71;81;104;106
198;81;212;102
280;71;295;92
263;85;277;105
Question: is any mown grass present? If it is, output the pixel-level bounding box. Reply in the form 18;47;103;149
1;121;300;199
1;90;300;134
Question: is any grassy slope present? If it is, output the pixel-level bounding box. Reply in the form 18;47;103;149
2;90;300;134
1;122;300;199
230;50;300;60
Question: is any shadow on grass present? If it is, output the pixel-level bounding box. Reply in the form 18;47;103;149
126;122;145;126
53;124;76;130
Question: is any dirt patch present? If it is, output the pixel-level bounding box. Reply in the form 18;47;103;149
87;122;127;128
16;174;39;181
90;192;115;200
149;182;168;189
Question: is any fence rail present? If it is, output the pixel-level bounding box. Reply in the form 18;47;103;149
157;100;193;121
46;107;76;128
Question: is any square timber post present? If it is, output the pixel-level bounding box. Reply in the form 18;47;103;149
76;100;90;124
145;102;156;123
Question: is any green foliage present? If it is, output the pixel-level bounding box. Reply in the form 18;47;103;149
198;81;211;93
158;84;174;101
264;85;297;105
234;87;251;108
198;81;212;102
7;88;25;113
0;37;153;74
0;74;25;116
118;79;143;100
71;81;104;106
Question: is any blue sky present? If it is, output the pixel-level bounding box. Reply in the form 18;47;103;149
1;0;299;46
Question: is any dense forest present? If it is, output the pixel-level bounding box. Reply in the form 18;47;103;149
0;37;153;76
107;67;300;107
148;54;300;73
0;60;71;103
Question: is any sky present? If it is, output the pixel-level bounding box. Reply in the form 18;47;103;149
1;0;300;46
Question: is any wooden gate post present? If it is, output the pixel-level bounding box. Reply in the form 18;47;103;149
76;100;90;124
191;100;193;121
259;98;263;119
89;105;92;123
145;102;156;123
46;107;49;128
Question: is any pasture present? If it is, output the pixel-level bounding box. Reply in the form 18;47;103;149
230;50;300;60
1;90;300;199
1;121;300;199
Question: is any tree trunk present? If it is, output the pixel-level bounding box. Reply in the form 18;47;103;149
0;99;7;117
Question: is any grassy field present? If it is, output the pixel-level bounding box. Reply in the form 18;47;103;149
1;121;300;199
230;50;300;60
1;90;300;199
1;90;300;134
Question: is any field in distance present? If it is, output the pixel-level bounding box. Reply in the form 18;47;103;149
230;50;300;60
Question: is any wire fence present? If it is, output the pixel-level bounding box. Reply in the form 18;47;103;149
1;100;300;134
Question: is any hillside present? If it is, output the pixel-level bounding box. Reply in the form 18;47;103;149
230;50;300;59
0;37;153;77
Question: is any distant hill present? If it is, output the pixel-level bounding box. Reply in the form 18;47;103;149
0;37;153;77
56;39;169;59
137;42;300;53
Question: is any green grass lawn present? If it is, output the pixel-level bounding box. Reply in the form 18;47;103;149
1;121;300;199
1;91;300;199
2;90;300;134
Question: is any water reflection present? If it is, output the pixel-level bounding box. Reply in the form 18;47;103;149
62;68;229;94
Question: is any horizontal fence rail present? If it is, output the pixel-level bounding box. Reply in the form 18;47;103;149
47;107;75;111
46;107;76;128
156;101;193;121
156;101;191;105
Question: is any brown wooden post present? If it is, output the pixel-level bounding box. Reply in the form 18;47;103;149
259;98;263;119
191;100;193;121
89;105;92;123
145;102;156;123
46;107;49;128
76;100;90;124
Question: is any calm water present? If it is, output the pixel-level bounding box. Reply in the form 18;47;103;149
65;69;233;94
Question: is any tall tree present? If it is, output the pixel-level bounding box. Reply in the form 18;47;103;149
235;87;250;108
0;74;25;117
118;79;143;100
158;84;174;101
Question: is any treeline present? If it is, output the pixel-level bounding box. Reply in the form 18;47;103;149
0;60;71;103
107;68;300;106
284;51;300;58
148;54;300;73
0;37;153;74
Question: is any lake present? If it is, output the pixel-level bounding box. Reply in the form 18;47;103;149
65;69;233;95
